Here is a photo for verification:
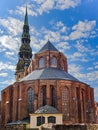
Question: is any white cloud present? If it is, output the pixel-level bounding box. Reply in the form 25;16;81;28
68;63;98;84
0;73;8;77
57;42;71;52
0;17;23;36
68;52;89;62
69;20;96;40
75;41;94;53
4;51;16;60
68;64;82;74
95;65;98;69
0;62;15;71
5;51;15;57
37;0;54;15
0;78;15;86
0;35;19;51
55;0;81;10
0;29;4;34
87;71;98;81
9;0;81;16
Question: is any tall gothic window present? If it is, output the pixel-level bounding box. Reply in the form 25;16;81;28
39;57;45;68
51;86;56;107
62;87;70;120
50;57;57;68
41;86;46;106
27;87;34;113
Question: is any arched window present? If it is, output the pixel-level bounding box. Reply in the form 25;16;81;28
51;86;56;107
39;57;45;68
41;86;46;106
62;87;70;120
48;116;56;123
50;57;57;68
61;60;65;70
37;116;45;126
27;87;34;113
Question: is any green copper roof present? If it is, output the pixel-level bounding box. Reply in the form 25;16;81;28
24;5;28;25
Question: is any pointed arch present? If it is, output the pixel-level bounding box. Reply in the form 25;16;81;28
27;87;34;113
62;87;70;120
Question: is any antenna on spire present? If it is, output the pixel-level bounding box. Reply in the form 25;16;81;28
26;0;28;6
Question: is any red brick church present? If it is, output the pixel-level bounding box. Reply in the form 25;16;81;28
1;6;95;125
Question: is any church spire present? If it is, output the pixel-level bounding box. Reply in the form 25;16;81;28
24;5;28;25
15;5;32;81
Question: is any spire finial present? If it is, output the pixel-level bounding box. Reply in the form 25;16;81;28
24;0;28;25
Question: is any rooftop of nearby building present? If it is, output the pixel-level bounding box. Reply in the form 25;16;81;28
34;105;59;114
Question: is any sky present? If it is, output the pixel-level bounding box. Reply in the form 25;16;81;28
0;0;98;101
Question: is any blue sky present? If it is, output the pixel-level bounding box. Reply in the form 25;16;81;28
0;0;98;101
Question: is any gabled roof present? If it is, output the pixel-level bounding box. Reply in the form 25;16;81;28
39;40;58;52
20;68;79;82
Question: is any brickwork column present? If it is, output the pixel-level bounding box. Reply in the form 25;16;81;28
34;80;39;111
46;81;51;105
12;83;19;122
56;81;62;112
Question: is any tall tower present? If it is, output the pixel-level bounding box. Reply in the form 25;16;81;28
15;6;32;81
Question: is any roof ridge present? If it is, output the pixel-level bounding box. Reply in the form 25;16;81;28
39;40;58;52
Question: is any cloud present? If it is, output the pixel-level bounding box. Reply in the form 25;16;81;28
0;29;4;34
75;41;95;53
68;63;98;85
0;62;15;72
0;73;8;77
9;0;81;16
55;0;81;10
0;35;19;51
0;17;23;36
68;52;89;62
68;64;82;74
0;78;15;86
69;20;96;40
57;41;71;52
87;71;98;81
4;51;16;60
9;4;37;16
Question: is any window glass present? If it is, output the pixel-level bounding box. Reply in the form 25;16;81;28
62;87;70;120
27;87;34;113
39;57;45;68
41;86;46;106
48;116;56;123
50;57;57;67
37;116;45;126
51;86;56;107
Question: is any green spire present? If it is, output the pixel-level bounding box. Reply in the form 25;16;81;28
24;5;28;25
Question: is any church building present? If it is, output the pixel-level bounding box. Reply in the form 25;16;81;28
1;6;95;127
